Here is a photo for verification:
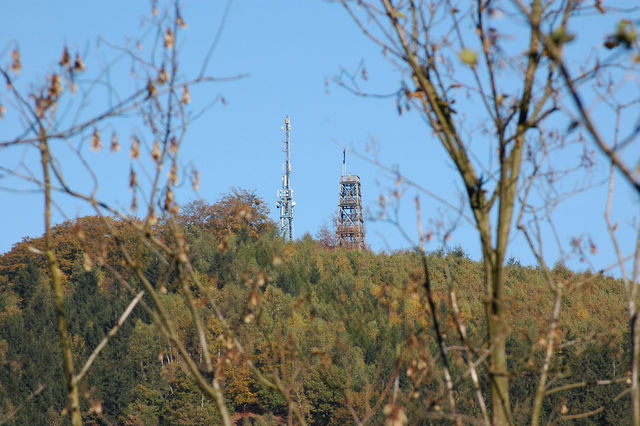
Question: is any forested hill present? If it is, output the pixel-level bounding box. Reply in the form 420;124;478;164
0;191;630;424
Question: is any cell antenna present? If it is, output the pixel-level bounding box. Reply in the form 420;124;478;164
276;116;295;240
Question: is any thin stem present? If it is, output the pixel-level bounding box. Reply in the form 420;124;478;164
531;282;563;426
74;291;145;384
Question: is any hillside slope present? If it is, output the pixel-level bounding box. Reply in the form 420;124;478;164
0;195;631;424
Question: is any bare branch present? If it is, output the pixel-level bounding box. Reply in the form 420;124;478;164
74;291;145;384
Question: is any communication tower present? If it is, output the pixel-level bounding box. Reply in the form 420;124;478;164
337;149;365;249
276;116;295;240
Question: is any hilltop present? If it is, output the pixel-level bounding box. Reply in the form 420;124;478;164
0;191;631;424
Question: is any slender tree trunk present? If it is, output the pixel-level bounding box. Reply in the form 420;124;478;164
632;312;640;426
484;258;512;426
630;230;640;425
40;128;82;426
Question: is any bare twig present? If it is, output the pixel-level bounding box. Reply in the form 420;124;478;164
415;196;460;422
531;281;563;426
0;384;46;425
74;291;145;384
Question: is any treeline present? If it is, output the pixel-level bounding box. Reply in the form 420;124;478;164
0;190;631;424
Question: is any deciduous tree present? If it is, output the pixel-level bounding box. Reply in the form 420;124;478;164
338;0;640;424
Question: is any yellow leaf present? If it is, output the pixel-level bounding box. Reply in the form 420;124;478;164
458;48;477;66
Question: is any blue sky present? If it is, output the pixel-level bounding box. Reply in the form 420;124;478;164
1;1;638;275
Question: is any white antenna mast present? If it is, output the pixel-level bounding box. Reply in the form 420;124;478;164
276;116;295;240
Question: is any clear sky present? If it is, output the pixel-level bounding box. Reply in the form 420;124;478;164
1;1;638;275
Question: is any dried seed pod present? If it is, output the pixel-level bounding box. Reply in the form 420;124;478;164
73;53;85;72
169;136;178;153
168;160;178;185
48;74;63;99
164;188;174;211
59;46;71;68
248;292;258;307
129;167;137;189
148;212;158;227
130;136;140;159
147;79;157;98
130;193;138;212
176;11;187;28
181;85;190;104
11;48;21;74
151;140;161;162
164;28;175;49
91;128;102;152
83;253;93;272
110;132;121;152
192;170;199;191
157;64;168;85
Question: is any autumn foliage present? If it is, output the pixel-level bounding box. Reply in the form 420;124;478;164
0;190;632;424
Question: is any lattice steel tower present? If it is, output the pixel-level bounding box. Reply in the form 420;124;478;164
276;116;295;240
337;149;365;249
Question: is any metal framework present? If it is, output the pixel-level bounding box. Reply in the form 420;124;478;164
276;116;295;240
337;150;365;249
